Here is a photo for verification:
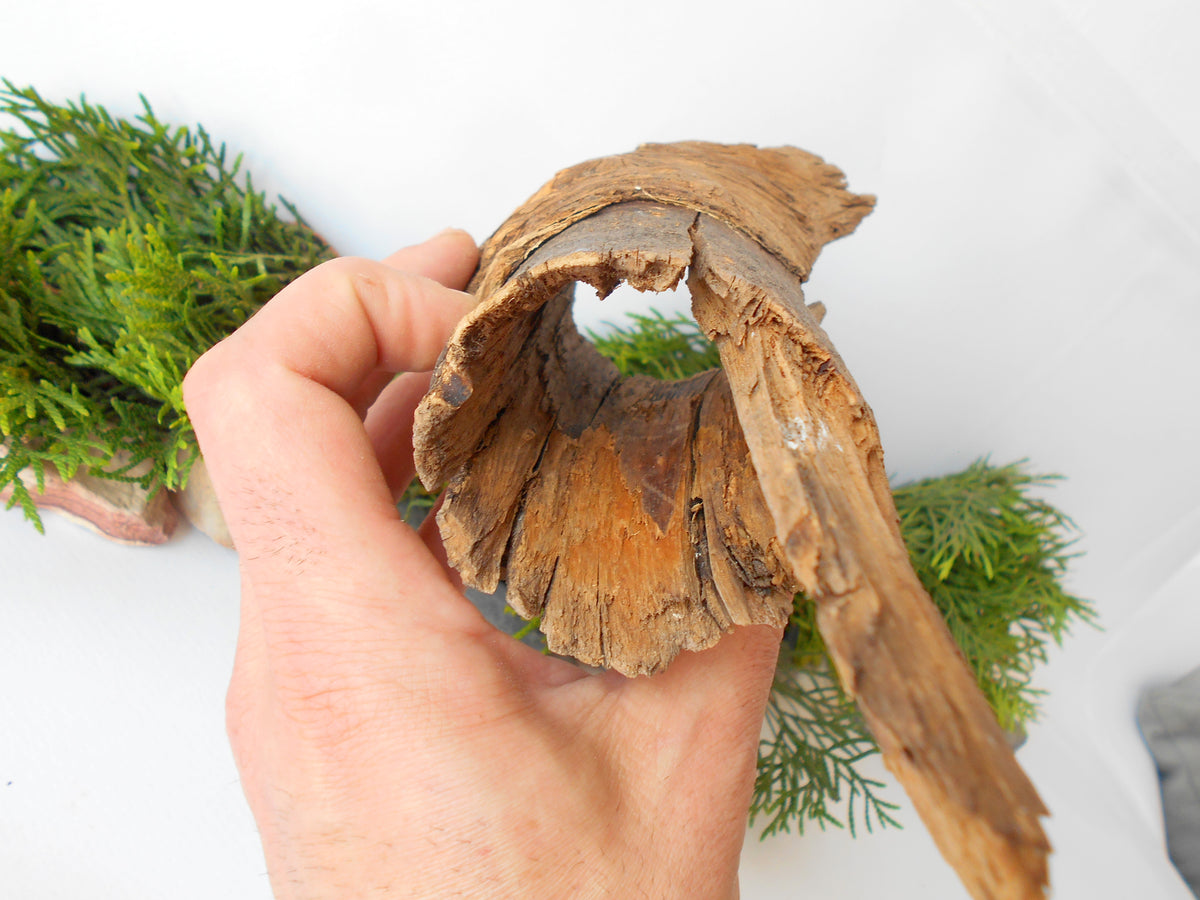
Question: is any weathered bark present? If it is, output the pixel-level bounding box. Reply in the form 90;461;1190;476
1;451;177;545
171;453;233;548
417;201;797;674
688;216;1050;900
413;142;1050;900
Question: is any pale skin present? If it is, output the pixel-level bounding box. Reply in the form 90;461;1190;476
182;229;784;900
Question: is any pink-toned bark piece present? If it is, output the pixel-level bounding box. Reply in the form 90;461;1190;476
4;460;177;545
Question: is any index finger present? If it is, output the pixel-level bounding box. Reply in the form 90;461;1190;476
182;232;478;592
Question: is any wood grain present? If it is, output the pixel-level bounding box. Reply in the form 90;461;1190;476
418;201;796;675
0;448;177;545
413;143;1050;900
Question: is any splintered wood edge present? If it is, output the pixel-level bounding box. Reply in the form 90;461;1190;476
414;143;1050;899
690;219;1050;900
416;202;796;676
469;141;875;302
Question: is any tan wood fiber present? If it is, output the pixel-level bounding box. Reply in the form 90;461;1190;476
412;142;1050;900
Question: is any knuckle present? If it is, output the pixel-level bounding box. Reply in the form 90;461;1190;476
260;618;401;749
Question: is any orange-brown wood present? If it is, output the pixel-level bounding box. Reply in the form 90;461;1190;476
413;143;1050;900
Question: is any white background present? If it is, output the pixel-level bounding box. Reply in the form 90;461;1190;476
3;0;1200;897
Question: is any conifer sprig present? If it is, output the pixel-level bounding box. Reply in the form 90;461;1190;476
892;459;1095;730
588;308;720;380
0;82;334;528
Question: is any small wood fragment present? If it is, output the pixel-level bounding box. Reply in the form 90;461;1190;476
171;453;234;548
1;452;177;545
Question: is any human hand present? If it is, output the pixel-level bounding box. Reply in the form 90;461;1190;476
182;229;784;900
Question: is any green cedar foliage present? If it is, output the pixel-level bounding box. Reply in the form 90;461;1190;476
893;459;1096;732
586;309;1095;838
0;82;333;528
588;308;721;380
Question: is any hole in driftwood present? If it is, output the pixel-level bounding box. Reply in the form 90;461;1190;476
572;280;720;383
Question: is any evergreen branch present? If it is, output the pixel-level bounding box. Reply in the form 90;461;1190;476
754;664;901;838
586;308;721;380
892;459;1095;732
1;82;334;526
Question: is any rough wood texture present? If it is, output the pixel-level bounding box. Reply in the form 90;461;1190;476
172;454;233;548
1;450;177;545
689;216;1050;900
418;201;797;674
469;141;875;302
413;142;1050;900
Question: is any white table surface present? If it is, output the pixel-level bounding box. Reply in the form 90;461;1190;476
3;1;1199;897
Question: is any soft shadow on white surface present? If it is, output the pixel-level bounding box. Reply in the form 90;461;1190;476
3;0;1199;897
1089;520;1200;833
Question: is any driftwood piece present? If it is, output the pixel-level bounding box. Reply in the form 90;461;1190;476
413;142;1049;900
171;454;234;548
0;450;178;545
417;201;798;673
688;217;1050;900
